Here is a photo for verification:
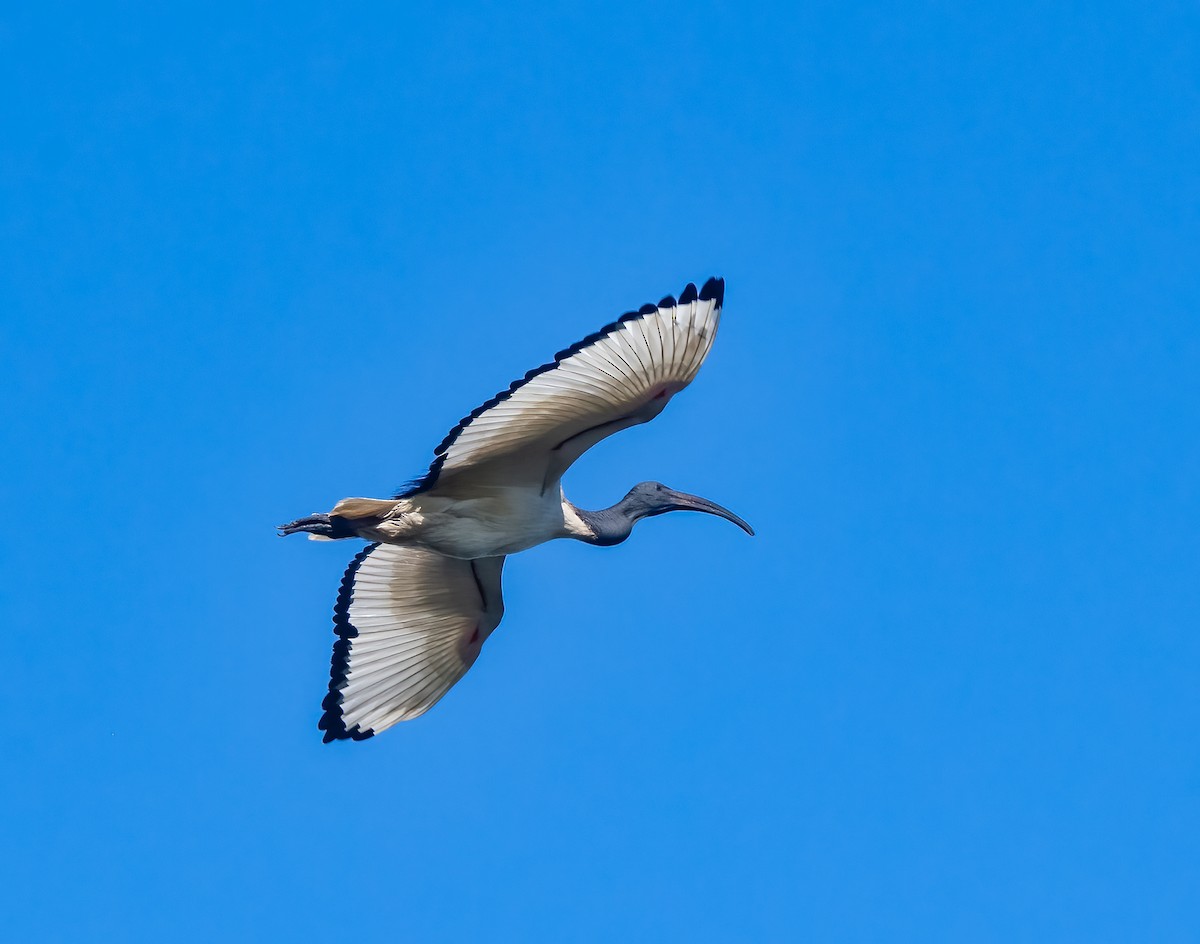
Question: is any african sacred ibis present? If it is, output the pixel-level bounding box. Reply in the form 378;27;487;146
280;277;752;741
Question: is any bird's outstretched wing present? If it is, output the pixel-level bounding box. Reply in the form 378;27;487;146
399;277;725;497
319;544;505;741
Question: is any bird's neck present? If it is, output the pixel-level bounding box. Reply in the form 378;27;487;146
563;497;636;547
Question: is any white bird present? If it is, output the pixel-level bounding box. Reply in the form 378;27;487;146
280;277;752;741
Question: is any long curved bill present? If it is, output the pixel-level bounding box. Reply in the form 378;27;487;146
665;489;755;536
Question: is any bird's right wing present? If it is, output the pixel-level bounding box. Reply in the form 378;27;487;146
319;544;505;742
398;277;724;497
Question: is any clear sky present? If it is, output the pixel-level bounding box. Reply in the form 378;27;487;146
2;2;1198;941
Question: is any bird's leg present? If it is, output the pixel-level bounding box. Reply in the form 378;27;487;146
279;497;403;541
278;513;354;539
278;513;336;534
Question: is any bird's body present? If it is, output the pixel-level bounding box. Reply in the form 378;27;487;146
280;277;751;741
334;485;590;559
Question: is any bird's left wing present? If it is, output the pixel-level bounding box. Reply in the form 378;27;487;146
319;544;505;741
399;277;725;497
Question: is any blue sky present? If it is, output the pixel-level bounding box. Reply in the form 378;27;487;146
2;2;1198;940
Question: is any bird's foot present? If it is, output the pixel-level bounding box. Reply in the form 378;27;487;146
278;513;339;538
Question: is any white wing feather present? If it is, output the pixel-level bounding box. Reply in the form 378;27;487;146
319;545;505;740
402;278;725;496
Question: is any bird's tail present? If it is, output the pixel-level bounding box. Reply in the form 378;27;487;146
278;498;398;541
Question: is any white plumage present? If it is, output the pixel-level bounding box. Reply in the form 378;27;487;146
280;277;752;742
325;547;503;738
407;282;723;501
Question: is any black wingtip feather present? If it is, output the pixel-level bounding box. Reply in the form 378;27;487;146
394;277;726;499
699;276;724;305
318;543;379;743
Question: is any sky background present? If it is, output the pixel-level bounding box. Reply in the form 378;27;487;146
2;2;1198;940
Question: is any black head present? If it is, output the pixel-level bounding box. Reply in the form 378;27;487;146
621;481;755;535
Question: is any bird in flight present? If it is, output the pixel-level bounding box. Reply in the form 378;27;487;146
280;277;752;741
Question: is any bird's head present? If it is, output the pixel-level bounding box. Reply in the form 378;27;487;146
622;481;755;536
